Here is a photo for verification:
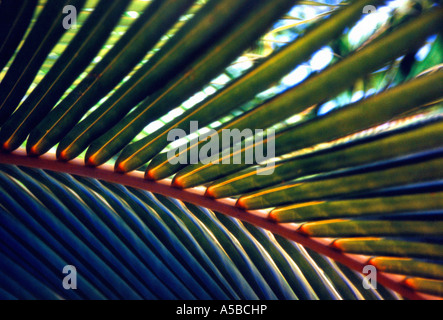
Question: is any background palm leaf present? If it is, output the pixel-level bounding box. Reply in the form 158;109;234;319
0;0;442;300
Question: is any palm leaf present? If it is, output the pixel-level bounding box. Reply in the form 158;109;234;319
0;0;132;151
1;0;443;300
0;0;87;124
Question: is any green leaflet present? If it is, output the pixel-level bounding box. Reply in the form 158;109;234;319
57;0;268;162
405;278;443;297
207;118;443;198
26;0;194;156
237;156;443;209
299;220;443;237
83;0;297;168
0;0;131;152
269;191;443;222
334;238;443;260
114;0;381;172
145;7;443;181
0;0;86;125
370;258;443;280
168;69;443;187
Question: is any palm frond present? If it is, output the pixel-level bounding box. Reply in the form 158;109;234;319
1;0;443;300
